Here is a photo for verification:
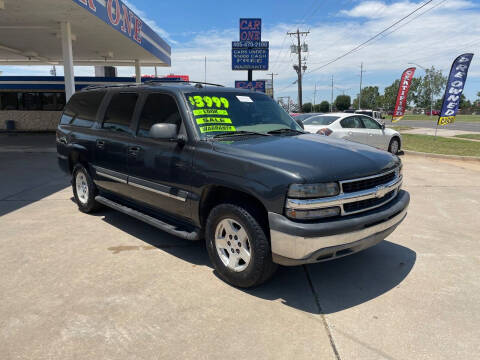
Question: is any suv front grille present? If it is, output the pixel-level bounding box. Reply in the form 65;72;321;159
343;190;395;213
286;167;402;217
342;171;396;193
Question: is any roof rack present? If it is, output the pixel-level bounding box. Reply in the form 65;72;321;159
143;79;224;87
81;83;139;91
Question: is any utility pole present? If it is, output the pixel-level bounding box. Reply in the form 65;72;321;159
330;76;334;112
313;82;317;108
267;72;278;99
359;62;365;109
287;29;309;110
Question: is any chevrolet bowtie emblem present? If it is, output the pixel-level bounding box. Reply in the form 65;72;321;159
375;185;388;198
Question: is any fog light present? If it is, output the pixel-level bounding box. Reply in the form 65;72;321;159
286;206;341;220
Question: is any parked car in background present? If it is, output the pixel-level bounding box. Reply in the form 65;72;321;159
425;110;440;116
303;113;402;154
355;109;384;121
293;113;324;122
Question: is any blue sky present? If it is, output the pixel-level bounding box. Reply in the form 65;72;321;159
3;0;480;103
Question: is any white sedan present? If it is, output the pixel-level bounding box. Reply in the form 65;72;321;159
303;113;402;154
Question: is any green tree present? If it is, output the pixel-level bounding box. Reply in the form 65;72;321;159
353;86;380;110
414;66;447;109
381;78;420;111
334;95;351;111
319;101;330;112
301;102;313;113
459;94;472;109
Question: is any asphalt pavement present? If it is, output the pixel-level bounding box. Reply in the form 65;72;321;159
390;119;480;132
1;134;479;359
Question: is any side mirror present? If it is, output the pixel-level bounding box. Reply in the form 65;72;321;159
295;118;304;129
149;123;178;140
381;123;386;130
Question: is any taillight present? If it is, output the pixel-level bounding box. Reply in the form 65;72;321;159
317;128;332;136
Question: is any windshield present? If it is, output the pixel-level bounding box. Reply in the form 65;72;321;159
185;92;302;138
303;115;339;125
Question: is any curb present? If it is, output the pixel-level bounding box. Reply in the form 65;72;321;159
403;150;480;162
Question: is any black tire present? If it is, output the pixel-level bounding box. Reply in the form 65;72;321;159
205;203;278;288
72;164;101;213
388;137;400;154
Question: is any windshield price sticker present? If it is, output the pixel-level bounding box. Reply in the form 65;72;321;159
193;109;229;116
188;96;229;109
199;124;236;133
196;117;232;125
236;95;253;102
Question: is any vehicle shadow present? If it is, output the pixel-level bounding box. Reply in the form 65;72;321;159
97;207;416;314
246;241;416;314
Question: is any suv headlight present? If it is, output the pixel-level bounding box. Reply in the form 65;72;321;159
288;182;340;199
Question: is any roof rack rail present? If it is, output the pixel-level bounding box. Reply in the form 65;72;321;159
81;83;139;91
143;79;224;87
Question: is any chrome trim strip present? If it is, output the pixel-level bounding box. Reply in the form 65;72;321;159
286;176;402;210
96;171;127;184
128;176;187;202
340;168;397;185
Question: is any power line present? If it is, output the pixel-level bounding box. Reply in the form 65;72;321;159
305;0;436;75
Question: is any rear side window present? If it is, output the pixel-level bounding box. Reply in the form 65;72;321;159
102;93;138;134
137;93;181;138
361;116;382;129
60;91;106;127
340;116;365;129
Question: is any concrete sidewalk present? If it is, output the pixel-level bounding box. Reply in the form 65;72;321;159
1;141;479;359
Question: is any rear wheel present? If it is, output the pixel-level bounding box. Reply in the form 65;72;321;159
72;164;101;213
205;203;277;288
388;138;400;154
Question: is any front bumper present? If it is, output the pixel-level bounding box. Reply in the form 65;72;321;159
269;190;409;266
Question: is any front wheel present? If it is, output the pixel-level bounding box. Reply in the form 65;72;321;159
72;164;101;213
205;203;277;288
388;138;400;154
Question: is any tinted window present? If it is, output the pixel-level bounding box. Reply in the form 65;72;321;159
340;116;365;129
23;93;41;110
138;93;181;137
0;92;19;110
303;115;339;125
103;93;138;133
42;92;66;111
361;116;382;129
61;91;106;127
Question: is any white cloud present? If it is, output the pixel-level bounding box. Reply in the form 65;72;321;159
123;0;177;45
2;0;479;103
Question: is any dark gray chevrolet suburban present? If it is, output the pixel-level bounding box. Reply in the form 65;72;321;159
56;81;409;287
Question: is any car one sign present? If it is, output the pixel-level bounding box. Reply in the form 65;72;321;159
239;18;261;41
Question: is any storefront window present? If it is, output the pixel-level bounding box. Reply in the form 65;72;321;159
0;91;66;111
0;92;19;110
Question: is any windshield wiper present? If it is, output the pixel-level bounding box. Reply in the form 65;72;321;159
212;131;270;139
267;128;305;135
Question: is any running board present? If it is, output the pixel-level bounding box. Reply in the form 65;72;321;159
95;196;200;241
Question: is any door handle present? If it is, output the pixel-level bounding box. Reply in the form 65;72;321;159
348;131;353;136
96;140;105;149
128;146;141;157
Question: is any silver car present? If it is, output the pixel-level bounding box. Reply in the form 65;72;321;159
303;113;402;154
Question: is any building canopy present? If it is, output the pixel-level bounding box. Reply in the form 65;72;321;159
0;0;171;67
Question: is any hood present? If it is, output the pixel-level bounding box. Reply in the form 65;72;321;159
212;134;400;183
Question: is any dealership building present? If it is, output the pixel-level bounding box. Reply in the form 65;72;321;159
0;0;171;131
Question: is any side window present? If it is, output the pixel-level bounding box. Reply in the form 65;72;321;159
103;93;138;134
137;93;181;138
340;116;364;129
361;116;382;129
61;91;106;127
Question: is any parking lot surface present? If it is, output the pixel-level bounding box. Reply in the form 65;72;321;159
1;134;479;359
